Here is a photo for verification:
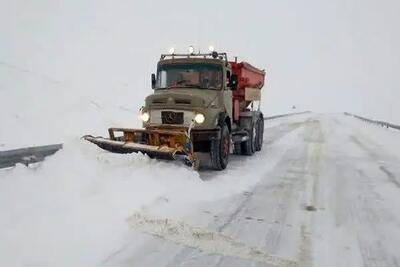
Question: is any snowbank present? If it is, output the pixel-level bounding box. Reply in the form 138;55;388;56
0;114;305;267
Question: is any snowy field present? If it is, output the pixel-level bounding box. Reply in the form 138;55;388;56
1;113;400;267
1;1;400;266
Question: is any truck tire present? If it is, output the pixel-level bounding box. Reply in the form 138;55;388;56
241;122;256;155
233;143;241;154
210;123;230;170
255;117;264;151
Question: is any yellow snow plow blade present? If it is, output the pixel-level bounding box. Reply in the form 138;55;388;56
83;127;194;161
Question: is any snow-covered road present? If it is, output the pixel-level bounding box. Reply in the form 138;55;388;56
1;113;400;267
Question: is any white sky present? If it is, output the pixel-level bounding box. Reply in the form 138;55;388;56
1;0;399;122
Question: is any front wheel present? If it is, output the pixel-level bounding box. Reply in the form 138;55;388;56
210;123;230;170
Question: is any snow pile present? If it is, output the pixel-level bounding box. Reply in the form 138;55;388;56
0;142;168;266
0;148;255;265
0;114;305;267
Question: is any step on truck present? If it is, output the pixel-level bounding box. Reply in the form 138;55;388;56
84;48;266;170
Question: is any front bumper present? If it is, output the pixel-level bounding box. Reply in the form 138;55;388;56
191;128;221;141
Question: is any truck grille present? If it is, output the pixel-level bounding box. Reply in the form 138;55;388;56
161;111;184;124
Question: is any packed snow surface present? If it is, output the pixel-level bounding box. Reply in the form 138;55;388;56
1;113;400;267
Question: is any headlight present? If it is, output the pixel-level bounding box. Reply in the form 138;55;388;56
194;113;205;124
140;112;150;122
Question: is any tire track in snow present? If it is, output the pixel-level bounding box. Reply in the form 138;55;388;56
127;213;299;267
379;166;400;189
311;114;400;267
351;169;400;267
215;190;254;233
263;162;306;253
339;128;400;267
349;135;400;190
210;118;321;266
297;119;325;267
163;120;307;266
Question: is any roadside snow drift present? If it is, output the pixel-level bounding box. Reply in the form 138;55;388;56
1;114;400;267
0;114;308;267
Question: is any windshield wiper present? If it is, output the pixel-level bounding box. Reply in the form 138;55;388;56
172;84;207;89
157;84;216;90
182;83;221;90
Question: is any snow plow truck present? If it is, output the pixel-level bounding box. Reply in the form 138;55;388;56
83;49;266;170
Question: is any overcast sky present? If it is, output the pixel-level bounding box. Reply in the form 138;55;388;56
1;0;399;122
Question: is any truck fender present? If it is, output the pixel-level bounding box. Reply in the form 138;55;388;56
217;112;231;132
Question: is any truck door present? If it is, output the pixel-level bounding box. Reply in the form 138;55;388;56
223;71;233;123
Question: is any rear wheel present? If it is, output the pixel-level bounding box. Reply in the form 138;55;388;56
210;123;230;170
255;117;264;151
233;143;241;155
241;122;256;155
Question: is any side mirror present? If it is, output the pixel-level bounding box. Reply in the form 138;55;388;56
230;74;238;90
151;73;156;89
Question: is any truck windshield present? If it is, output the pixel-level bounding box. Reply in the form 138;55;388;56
156;64;223;90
